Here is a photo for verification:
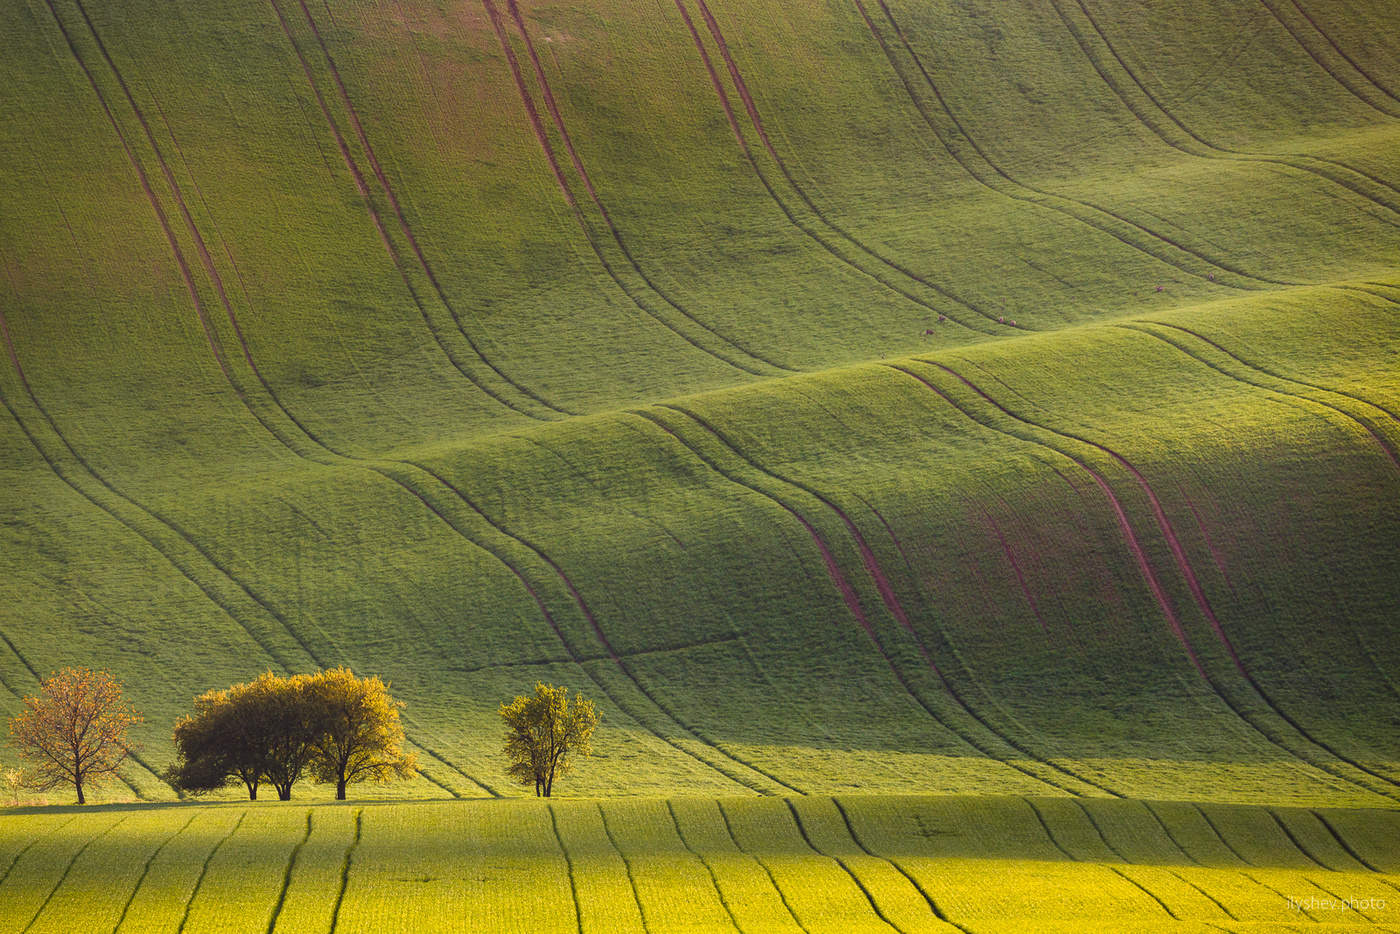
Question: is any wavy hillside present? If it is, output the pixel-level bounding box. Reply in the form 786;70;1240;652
1;0;1397;805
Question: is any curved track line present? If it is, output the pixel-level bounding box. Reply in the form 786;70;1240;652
713;802;811;933
902;358;1400;801
175;810;247;934
287;0;570;417
263;810;313;934
1073;800;1237;920
1261;0;1400;116
1153;320;1400;426
0;816;80;890
636;406;1113;797
855;0;1280;292
264;0;561;419
483;0;789;377
327;808;362;934
19;813;132;934
1054;0;1400;228
545;806;584;934
1120;323;1400;470
830;798;971;933
675;0;999;334
663;802;744;934
595;805;653;933
1022;799;1177;921
112;810;202;934
976;505;1049;634
781;800;909;934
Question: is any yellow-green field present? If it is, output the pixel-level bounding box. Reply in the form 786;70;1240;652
2;796;1398;932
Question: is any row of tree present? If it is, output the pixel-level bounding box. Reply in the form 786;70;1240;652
166;668;414;801
6;668;599;803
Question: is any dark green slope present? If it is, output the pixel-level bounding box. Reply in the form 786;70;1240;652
0;0;1396;803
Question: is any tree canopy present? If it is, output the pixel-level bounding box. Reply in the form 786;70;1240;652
7;667;141;805
167;669;414;801
500;683;598;797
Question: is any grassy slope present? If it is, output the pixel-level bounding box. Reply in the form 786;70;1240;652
0;0;1396;818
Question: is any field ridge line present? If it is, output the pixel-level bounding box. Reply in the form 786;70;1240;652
545;806;583;934
596;804;653;933
176;810;248;934
111;810;203;934
634;407;1089;796
327;807;363;934
714;801;811;933
664;801;744;934
264;810;314;934
781;799;909;934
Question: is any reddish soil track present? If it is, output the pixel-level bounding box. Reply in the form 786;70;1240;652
680;0;1000;332
905;358;1400;801
640;406;1117;797
856;0;1277;292
976;507;1050;634
483;0;791;377
1054;0;1400;228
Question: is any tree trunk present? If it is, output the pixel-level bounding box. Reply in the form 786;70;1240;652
336;779;346;801
248;785;258;801
75;780;85;805
277;783;292;801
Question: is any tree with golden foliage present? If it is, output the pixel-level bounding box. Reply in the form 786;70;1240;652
167;669;415;801
500;683;598;797
7;667;142;805
307;667;416;800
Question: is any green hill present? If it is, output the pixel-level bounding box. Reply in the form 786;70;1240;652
1;0;1397;815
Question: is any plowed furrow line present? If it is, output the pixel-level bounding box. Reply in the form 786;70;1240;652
714;803;810;933
1121;324;1400;470
1261;0;1400;116
264;0;557;418
113;811;202;934
677;0;998;333
665;802;744;934
782;802;908;934
1154;320;1400;426
546;807;584;934
831;798;971;933
976;506;1049;634
905;358;1400;801
1309;811;1397;881
1025;800;1178;921
398;459;794;794
327;809;362;934
20;814;132;934
1057;0;1400;227
596;805;652;933
175;811;247;934
484;0;788;377
635;407;1107;797
858;0;1277;292
264;811;313;934
56;0;633;797
288;0;569;417
1266;810;1331;870
0;817;79;891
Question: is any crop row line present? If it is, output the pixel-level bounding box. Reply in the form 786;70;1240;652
675;0;1001;335
1258;0;1400;118
111;810;203;934
633;405;1115;797
482;0;788;378
891;358;1400;803
1051;0;1400;232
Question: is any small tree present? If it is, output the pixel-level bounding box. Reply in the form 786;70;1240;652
306;668;416;800
4;765;27;807
500;683;598;797
7;667;142;805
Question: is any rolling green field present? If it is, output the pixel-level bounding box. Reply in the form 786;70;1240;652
2;0;1399;927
